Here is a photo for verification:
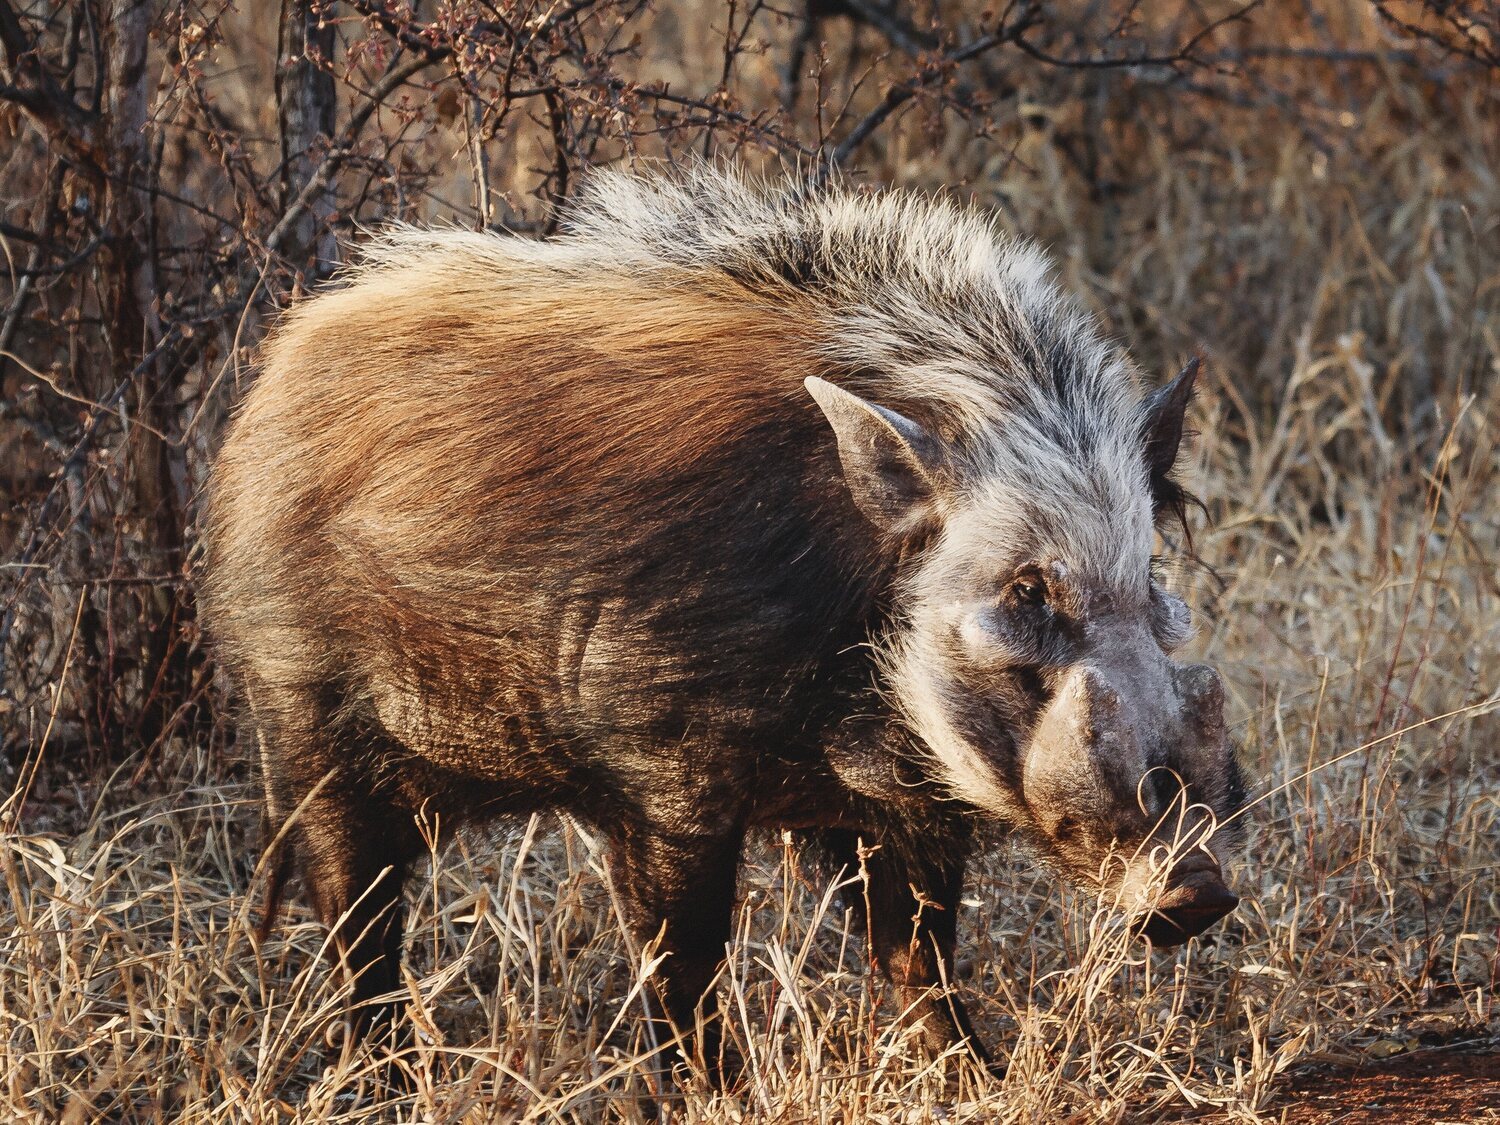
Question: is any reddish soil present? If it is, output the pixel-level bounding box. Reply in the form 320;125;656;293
1274;1046;1500;1123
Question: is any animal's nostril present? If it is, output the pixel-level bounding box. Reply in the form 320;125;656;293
1149;769;1184;814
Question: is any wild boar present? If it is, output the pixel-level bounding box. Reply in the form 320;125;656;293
199;165;1243;1070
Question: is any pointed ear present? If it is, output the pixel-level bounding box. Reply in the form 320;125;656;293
1140;357;1200;506
805;377;945;532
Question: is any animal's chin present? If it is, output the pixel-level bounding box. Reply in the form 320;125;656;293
1030;849;1240;948
1131;869;1240;947
1134;912;1197;947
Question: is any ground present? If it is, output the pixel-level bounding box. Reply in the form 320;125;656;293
1275;1045;1500;1124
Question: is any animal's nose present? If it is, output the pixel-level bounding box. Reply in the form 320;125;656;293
1134;855;1238;946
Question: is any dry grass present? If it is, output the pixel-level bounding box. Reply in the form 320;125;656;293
2;1;1498;1121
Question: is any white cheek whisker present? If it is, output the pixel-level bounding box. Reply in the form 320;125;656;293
875;629;1017;816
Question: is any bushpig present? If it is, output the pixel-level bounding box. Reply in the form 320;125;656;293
199;166;1244;1069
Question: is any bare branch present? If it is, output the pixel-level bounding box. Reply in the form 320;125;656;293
826;9;1040;170
0;0;101;168
1371;0;1500;69
1011;1;1264;70
276;0;340;280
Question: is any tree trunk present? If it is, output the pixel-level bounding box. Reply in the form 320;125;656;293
277;0;339;282
102;0;188;754
102;0;157;374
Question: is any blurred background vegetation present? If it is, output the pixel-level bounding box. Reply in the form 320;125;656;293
2;4;1498;1120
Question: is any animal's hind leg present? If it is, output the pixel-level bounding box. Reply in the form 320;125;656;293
253;695;423;1038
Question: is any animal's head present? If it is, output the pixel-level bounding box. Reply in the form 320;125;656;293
807;360;1242;946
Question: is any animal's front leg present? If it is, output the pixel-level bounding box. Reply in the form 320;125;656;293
606;819;745;1083
826;826;990;1065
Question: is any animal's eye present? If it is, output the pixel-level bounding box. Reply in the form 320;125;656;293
1010;569;1047;606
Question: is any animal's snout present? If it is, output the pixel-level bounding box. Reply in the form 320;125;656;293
1134;854;1238;946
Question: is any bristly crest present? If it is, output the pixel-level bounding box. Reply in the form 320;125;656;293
352;164;1192;576
566;164;1175;537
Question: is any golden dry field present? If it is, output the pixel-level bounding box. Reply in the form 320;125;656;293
1;1;1497;1121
